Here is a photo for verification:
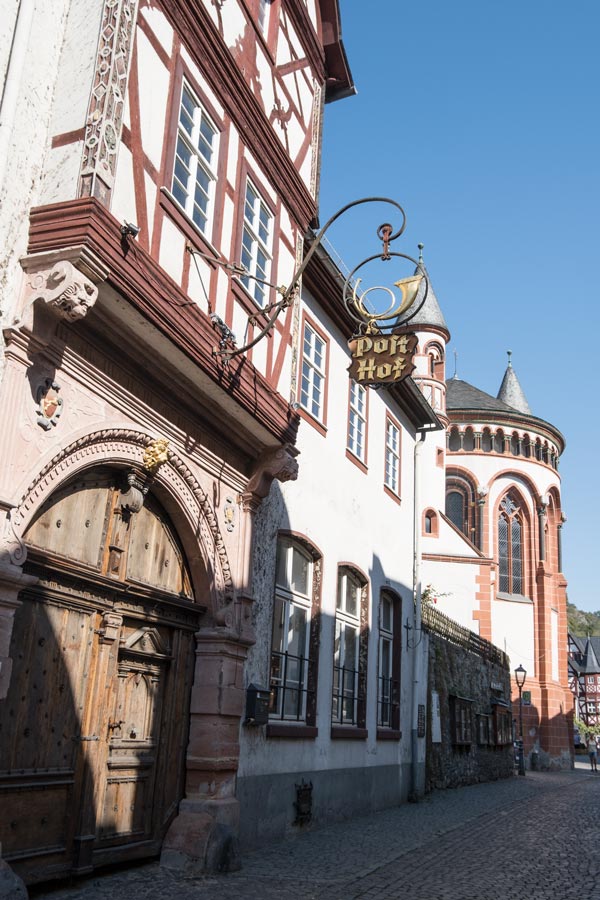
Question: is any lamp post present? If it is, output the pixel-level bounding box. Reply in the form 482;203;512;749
515;664;527;776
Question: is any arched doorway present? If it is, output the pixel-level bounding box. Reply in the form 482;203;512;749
0;467;203;884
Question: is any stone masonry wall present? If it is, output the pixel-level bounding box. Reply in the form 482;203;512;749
426;633;514;791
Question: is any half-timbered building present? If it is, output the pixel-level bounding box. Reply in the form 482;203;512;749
0;0;363;885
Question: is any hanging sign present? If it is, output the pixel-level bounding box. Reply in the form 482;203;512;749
348;331;418;385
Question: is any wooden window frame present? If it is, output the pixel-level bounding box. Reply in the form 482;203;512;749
450;695;473;746
331;565;369;738
267;534;322;739
376;590;401;739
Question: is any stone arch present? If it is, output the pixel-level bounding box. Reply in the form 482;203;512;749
6;428;234;616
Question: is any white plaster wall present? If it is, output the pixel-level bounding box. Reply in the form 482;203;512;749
432;519;479;558
0;0;71;330
491;596;535;676
240;287;421;778
421;558;480;632
39;0;104;205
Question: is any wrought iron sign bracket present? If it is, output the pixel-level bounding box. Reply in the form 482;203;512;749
186;197;428;365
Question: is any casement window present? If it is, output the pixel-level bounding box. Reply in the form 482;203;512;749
171;82;218;236
269;538;321;724
347;381;367;462
377;591;401;731
300;321;327;422
332;567;367;728
240;179;273;307
493;706;512;745
450;696;473;745
384;417;400;495
498;493;524;594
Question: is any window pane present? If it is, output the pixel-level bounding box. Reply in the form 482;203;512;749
291;547;310;595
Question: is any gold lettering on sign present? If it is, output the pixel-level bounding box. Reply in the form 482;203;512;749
348;332;418;385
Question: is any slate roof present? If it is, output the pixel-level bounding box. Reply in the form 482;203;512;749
446;378;520;414
570;636;600;675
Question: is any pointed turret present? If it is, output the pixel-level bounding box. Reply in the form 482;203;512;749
581;637;600;674
406;245;450;337
497;350;532;415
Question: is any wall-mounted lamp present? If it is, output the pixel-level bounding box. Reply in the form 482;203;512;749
120;221;141;239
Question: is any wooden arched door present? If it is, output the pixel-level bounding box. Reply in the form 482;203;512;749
0;469;203;884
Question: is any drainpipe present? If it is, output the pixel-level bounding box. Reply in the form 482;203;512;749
410;428;427;801
0;0;36;196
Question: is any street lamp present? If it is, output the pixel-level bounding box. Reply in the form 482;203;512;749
515;664;527;776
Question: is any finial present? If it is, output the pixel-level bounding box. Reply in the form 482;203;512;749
453;349;459;380
507;349;512;368
418;242;424;263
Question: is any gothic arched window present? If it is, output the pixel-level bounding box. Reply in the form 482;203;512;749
498;494;523;595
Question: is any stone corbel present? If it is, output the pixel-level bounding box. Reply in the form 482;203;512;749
240;443;300;510
11;245;109;334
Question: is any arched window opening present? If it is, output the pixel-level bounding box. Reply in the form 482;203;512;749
511;433;520;456
522;435;531;458
446;490;466;533
333;566;368;729
535;439;543;461
463;428;475;452
425;341;445;380
448;427;461;452
423;508;438;537
377;591;401;732
482;428;493;453
498;493;524;595
494;429;505;453
269;536;321;724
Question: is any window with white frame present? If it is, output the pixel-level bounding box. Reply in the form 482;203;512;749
385;417;400;495
240;179;273;307
348;381;367;461
332;568;363;725
172;82;218;236
269;539;313;721
300;321;326;421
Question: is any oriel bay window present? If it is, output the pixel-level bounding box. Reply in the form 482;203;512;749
377;591;401;736
269;537;321;727
332;566;368;733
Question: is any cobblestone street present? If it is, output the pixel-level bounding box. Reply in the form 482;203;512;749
30;761;600;900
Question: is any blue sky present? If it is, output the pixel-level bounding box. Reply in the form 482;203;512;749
319;1;600;612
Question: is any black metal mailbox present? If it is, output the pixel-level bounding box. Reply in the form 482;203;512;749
245;683;270;725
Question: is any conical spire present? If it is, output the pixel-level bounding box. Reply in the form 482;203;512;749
406;244;449;335
497;350;532;415
582;637;600;673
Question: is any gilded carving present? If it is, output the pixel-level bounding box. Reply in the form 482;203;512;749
142;438;169;474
